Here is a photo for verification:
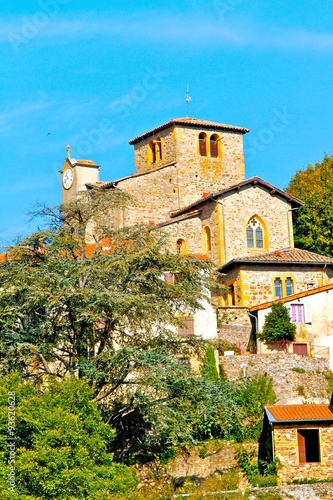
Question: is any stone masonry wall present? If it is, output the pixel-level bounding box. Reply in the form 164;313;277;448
223;265;331;308
221;186;292;264
131;124;246;212
220;353;330;404
274;424;333;484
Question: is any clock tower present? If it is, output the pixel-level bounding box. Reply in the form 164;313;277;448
61;146;100;204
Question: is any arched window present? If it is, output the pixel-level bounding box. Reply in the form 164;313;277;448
202;226;211;252
246;217;265;249
286;277;294;296
176;239;187;254
198;132;207;156
148;137;162;165
274;278;282;298
209;134;220;158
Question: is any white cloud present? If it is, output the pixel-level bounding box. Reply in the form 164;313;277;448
1;11;333;52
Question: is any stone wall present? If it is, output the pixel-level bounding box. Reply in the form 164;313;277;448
222;264;332;308
274;424;333;484
221;185;292;264
220;353;330;404
131;123;246;211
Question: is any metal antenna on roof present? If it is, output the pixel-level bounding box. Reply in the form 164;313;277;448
185;85;191;117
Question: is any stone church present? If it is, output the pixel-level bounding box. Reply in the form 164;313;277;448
60;117;333;343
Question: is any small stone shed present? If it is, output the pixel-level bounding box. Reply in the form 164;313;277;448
260;404;333;484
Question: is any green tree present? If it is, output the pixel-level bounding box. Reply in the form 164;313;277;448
286;154;333;257
258;302;296;342
0;191;212;394
0;191;220;461
0;374;137;499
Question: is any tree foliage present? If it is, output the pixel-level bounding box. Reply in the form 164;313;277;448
258;302;296;342
286;154;333;257
0;374;137;499
0;191;277;468
0;191;212;394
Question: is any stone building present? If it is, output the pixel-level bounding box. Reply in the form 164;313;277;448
60;116;333;341
250;282;333;369
261;404;333;484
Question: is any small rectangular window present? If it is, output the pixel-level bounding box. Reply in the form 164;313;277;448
178;316;194;337
298;429;320;463
290;304;304;323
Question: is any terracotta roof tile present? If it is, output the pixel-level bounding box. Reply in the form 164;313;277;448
129;117;249;144
220;247;333;272
266;404;333;422
232;248;333;264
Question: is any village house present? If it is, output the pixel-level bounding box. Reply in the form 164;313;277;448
261;403;333;484
249;283;333;369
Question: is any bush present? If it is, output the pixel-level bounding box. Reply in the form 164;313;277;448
258;302;296;342
249;474;277;487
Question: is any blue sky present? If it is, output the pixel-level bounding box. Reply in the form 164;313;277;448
1;0;333;245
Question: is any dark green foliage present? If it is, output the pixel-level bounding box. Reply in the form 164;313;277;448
236;448;278;487
0;374;137;499
258;302;296;342
286;154;333;257
0;194;277;469
201;347;219;381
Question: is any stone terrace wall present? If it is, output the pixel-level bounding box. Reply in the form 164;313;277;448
220;353;330;404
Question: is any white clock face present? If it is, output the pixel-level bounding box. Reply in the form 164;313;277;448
63;168;73;189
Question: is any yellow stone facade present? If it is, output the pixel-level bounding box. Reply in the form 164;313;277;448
60;116;333;311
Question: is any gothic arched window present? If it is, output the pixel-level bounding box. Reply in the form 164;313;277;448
246;217;265;249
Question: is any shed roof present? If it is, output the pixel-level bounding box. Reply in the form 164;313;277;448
265;404;333;423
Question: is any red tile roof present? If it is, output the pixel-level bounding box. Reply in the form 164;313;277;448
220;247;333;272
129;117;249;144
266;404;333;422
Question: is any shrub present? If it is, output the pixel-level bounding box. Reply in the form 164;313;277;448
258;302;296;342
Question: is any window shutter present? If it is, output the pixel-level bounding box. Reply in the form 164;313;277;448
178;316;194;337
286;304;292;319
210;139;218;157
298;431;306;464
199;138;207;156
304;303;312;324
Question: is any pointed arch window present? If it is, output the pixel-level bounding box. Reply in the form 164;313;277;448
199;132;207;156
246;217;265;249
